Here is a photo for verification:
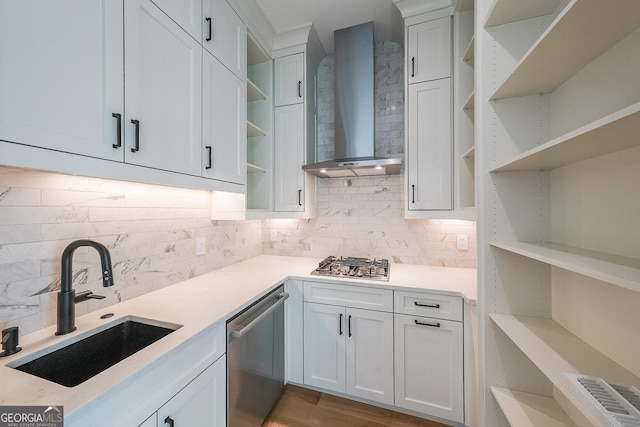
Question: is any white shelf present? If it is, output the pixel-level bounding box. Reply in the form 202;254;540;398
462;35;474;62
462;145;475;159
246;162;267;174
247;78;267;102
246;120;266;138
463;91;474;110
491;102;640;172
491;387;576;427
491;314;640;427
490;241;640;294
485;0;561;28
491;0;640;100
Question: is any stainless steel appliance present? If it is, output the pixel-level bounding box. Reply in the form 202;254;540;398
310;256;390;281
227;285;289;427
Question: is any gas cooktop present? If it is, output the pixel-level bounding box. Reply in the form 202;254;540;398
310;256;390;281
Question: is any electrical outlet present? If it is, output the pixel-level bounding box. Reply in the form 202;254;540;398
456;234;469;251
270;229;278;242
196;237;206;255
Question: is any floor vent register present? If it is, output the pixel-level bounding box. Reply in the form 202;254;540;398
566;373;640;427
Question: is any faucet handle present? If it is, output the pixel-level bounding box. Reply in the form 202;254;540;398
0;327;22;357
74;290;106;303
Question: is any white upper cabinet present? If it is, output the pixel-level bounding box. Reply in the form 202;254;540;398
0;0;124;161
407;16;452;84
407;78;452;211
124;0;202;176
202;51;246;185
202;0;246;80
274;104;305;212
150;0;202;42
274;54;305;106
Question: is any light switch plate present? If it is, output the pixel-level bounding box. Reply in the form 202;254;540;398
270;229;278;242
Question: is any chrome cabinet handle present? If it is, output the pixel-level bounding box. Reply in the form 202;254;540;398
112;113;122;148
414;301;440;309
130;119;140;153
205;17;212;42
415;319;440;328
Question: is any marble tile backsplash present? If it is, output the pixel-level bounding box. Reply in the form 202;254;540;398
262;175;477;268
0;166;262;334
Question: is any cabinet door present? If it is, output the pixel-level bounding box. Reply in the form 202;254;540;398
125;0;202;176
407;78;452;210
202;51;246;185
274;54;304;106
346;308;394;405
202;0;246;80
394;314;463;423
150;0;202;41
157;355;226;427
407;17;451;84
303;302;345;393
0;0;124;161
274;104;305;212
138;414;156;427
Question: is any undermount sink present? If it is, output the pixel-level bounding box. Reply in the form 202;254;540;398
10;317;181;387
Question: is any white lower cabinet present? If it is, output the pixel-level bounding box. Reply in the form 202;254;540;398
302;283;394;406
394;313;464;423
141;354;226;427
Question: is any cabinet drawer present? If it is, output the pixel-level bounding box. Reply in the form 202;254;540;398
394;291;462;321
303;281;393;312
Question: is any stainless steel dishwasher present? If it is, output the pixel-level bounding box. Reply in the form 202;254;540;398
227;284;289;427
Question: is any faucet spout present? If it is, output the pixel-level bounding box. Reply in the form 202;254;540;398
56;240;115;336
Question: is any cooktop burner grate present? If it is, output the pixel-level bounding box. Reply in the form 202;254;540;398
311;256;390;281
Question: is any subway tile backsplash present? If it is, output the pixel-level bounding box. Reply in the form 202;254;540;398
0;166;262;334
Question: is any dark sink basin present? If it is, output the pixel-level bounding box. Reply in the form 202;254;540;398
12;318;179;387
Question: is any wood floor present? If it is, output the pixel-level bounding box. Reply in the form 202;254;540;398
262;385;450;427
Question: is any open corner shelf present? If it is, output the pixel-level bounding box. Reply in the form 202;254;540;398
463;91;474;110
490;101;640;172
484;0;561;28
246;120;267;138
462;146;475;159
462;35;474;61
491;313;640;427
491;386;576;427
247;78;267;102
246;162;267;174
490;241;640;294
490;0;640;100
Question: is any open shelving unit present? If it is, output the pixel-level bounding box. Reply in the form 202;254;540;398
491;387;576;427
489;0;640;100
477;0;640;425
454;2;475;217
245;34;273;214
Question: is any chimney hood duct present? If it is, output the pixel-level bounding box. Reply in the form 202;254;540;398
302;22;403;178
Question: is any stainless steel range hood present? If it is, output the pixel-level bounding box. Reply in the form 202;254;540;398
303;22;403;178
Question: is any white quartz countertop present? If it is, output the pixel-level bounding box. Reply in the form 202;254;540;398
0;255;476;418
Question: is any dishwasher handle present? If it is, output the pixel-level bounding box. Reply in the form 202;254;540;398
230;292;289;339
